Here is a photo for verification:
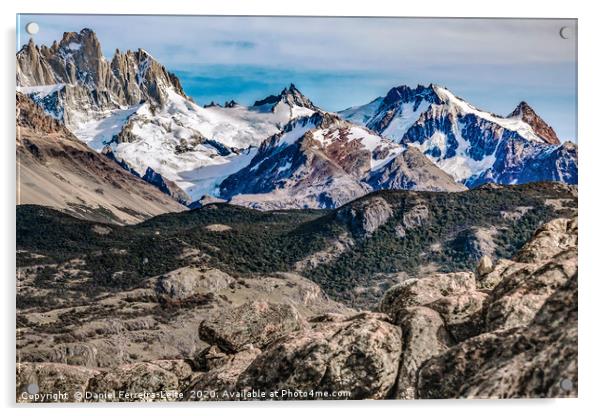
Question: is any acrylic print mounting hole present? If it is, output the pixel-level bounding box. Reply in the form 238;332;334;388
25;22;39;35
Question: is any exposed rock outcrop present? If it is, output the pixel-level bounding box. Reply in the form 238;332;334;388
482;217;578;331
156;266;235;302
236;312;402;400
184;345;262;401
17;29;186;110
417;274;577;398
367;146;467;192
508;101;560;145
142;167;191;206
377;215;577;399
198;301;305;353
379;272;477;320
16;93;185;224
17;362;100;403
393;307;452;399
336;196;393;237
86;362;183;402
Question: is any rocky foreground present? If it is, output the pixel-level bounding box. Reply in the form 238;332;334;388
17;216;577;401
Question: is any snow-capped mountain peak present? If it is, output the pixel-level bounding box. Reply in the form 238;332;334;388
507;101;560;145
218;110;465;209
339;83;576;187
252;83;318;117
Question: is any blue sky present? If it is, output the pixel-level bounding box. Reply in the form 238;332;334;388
18;15;577;141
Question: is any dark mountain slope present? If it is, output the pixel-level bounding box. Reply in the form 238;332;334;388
17;182;576;307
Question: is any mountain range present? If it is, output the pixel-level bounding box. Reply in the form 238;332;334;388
17;28;577;215
15;26;578;402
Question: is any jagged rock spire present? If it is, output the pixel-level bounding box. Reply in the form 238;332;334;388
508;101;560;145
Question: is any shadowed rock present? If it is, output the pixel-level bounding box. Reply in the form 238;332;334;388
198;301;304;353
236;312;402;400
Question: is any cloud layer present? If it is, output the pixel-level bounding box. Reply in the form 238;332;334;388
17;15;577;140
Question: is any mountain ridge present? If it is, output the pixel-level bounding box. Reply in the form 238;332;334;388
16;92;186;224
339;84;577;187
17;29;577;211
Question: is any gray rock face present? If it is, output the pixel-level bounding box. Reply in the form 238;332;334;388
417;274;577;399
367;146;467;192
476;255;494;277
142;167;191;205
156;266;235;302
236;312;402;400
17;361;194;403
507;101;560;145
184;346;262;401
86;362;188;402
17;29;186;109
17;362;100;403
484;218;578;332
394;307;453;399
336;196;393;237
395;201;430;238
404;216;578;398
198;301;304;353
379;272;477;321
253;83;318;112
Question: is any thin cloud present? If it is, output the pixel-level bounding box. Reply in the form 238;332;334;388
17;14;577;140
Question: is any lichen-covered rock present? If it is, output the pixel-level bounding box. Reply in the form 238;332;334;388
476;255;494;277
417;274;577;399
198;301;304;353
192;345;230;372
476;258;519;290
148;359;194;382
485;248;576;331
393;307;453;399
427;290;488;341
514;217;577;263
156;266;235;302
87;362;181;402
184;345;261;401
483;217;577;332
16;362;99;403
379;272;476;321
236;312;402;400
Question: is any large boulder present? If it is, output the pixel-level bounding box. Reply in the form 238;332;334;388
427;290;488;341
236;312;402;400
198;301;304;353
393;307;453;399
380;271;486;341
485;248;576;331
16;362;99;403
482;217;578;332
476;255;494;277
513;217;577;263
86;362;182;402
379;272;476;321
184;345;262;401
417;274;578;399
155;266;235;302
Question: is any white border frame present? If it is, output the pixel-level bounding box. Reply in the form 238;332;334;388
2;1;599;415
